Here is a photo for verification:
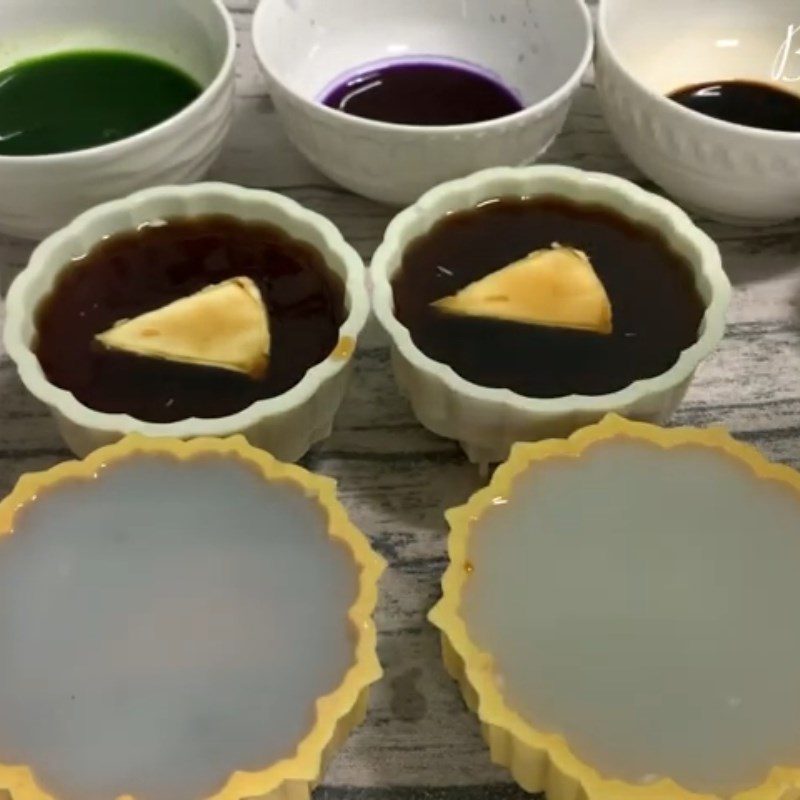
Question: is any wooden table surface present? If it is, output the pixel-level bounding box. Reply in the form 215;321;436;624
3;2;800;798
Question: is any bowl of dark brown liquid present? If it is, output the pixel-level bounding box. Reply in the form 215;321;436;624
251;0;593;205
668;81;800;134
371;165;732;465
3;183;369;461
596;0;800;224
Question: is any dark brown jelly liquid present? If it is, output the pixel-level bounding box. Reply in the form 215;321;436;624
34;215;346;422
668;80;800;132
320;59;523;126
392;197;706;398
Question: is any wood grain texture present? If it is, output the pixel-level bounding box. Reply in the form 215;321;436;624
1;2;800;797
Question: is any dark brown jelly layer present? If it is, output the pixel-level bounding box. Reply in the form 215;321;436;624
34;215;346;422
668;80;800;133
391;197;706;398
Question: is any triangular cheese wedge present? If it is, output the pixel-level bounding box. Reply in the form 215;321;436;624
432;245;613;335
96;277;270;379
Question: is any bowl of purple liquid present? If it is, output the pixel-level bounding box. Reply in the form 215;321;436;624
252;0;592;205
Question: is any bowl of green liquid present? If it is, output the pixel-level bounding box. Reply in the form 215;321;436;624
0;0;235;239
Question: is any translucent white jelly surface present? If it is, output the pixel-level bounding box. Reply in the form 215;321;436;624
462;440;800;796
0;455;357;800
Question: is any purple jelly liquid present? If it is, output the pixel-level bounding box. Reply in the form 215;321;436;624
320;57;524;126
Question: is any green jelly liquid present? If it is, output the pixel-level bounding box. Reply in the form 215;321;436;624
0;50;202;156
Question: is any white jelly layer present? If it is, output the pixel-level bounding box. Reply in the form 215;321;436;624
462;440;800;795
0;455;357;800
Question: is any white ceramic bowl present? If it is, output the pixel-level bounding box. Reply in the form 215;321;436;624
596;0;800;225
371;165;732;466
3;183;370;461
0;0;236;240
251;0;593;206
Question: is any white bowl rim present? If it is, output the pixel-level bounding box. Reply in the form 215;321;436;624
597;0;800;141
251;0;594;135
3;182;370;437
370;164;731;417
0;0;237;165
